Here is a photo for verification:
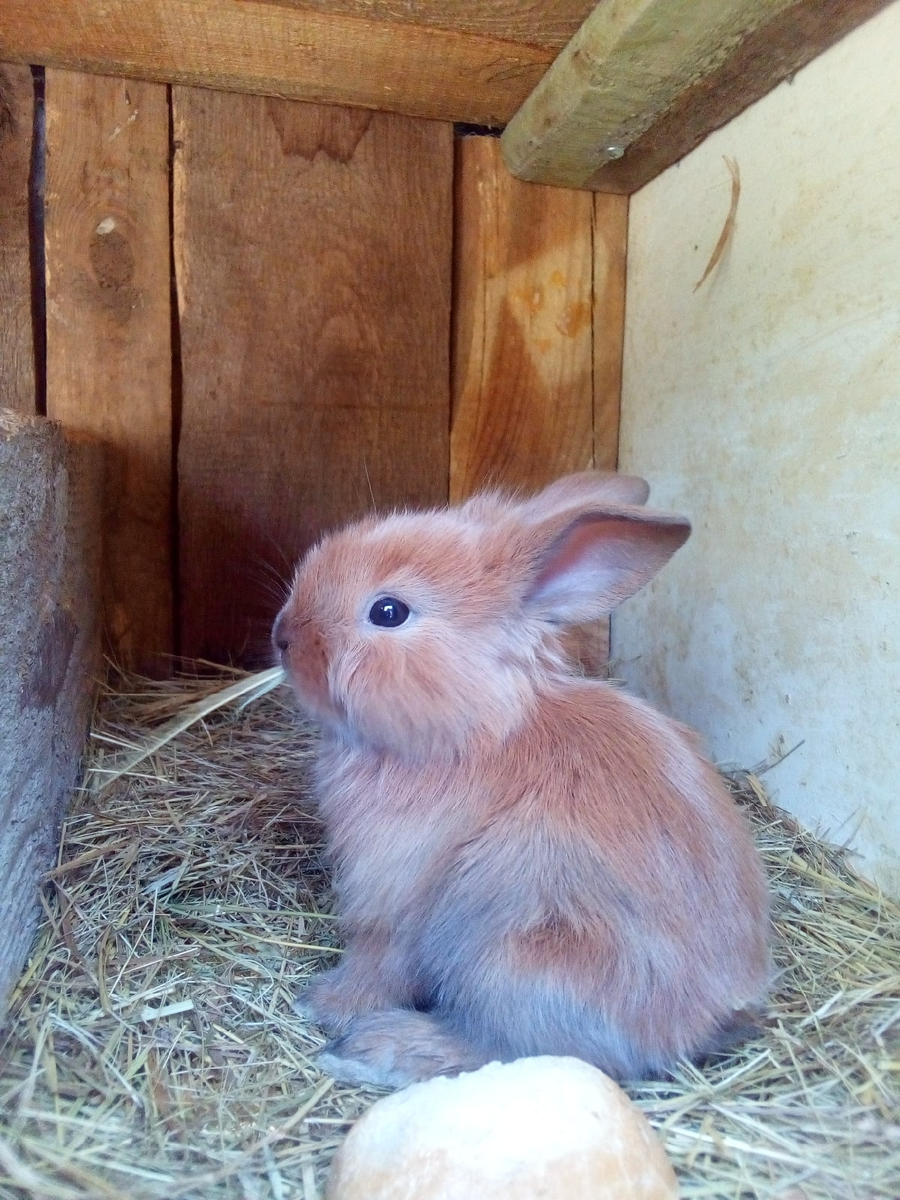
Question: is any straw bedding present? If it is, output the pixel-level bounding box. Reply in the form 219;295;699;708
1;668;898;1199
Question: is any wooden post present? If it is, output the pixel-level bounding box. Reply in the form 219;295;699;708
0;412;102;1020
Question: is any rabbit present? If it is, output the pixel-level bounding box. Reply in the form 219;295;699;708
272;471;770;1089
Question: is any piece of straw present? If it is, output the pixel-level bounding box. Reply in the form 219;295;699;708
1;669;897;1199
694;156;741;293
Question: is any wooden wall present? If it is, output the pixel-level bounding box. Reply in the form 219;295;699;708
0;64;627;672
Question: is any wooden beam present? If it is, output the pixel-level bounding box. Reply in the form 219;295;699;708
44;71;173;673
0;63;36;413
0;0;550;128
501;0;894;193
174;91;453;664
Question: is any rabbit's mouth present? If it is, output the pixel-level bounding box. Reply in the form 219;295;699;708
280;645;336;708
283;665;350;735
274;614;343;729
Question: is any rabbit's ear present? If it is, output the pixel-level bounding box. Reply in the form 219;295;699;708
521;471;650;518
523;508;690;623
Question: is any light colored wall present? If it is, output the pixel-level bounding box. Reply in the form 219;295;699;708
615;3;900;895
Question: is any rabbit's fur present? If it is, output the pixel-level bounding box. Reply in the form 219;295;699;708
274;472;770;1087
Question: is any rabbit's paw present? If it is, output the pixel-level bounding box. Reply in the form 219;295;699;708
316;1009;487;1089
318;1031;435;1089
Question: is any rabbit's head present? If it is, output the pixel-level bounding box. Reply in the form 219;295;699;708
273;473;689;759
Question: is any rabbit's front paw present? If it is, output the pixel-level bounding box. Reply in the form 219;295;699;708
317;1009;487;1089
318;1026;431;1089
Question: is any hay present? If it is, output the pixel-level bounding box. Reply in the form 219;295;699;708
1;668;898;1200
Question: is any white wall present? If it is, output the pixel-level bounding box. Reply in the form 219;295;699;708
616;3;900;895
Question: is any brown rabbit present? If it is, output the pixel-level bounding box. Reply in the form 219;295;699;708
273;471;770;1088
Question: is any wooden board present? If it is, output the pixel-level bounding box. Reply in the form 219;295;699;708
450;135;595;501
44;70;173;672
0;63;36;413
501;0;894;192
450;135;619;673
174;90;453;663
0;0;550;128
257;0;597;52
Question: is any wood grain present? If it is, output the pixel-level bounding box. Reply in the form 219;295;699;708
501;0;893;192
451;137;628;671
450;135;594;501
250;0;597;52
0;0;550;128
44;70;173;672
0;63;36;413
173;91;452;663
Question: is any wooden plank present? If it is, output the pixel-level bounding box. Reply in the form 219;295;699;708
174;91;452;663
501;0;894;193
44;70;173;672
0;0;550;128
0;63;36;413
256;0;597;53
592;193;628;469
450;135;594;502
450;135;609;671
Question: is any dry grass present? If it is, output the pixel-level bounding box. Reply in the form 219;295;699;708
1;668;898;1199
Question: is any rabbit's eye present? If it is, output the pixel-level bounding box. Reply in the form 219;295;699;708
368;597;410;628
